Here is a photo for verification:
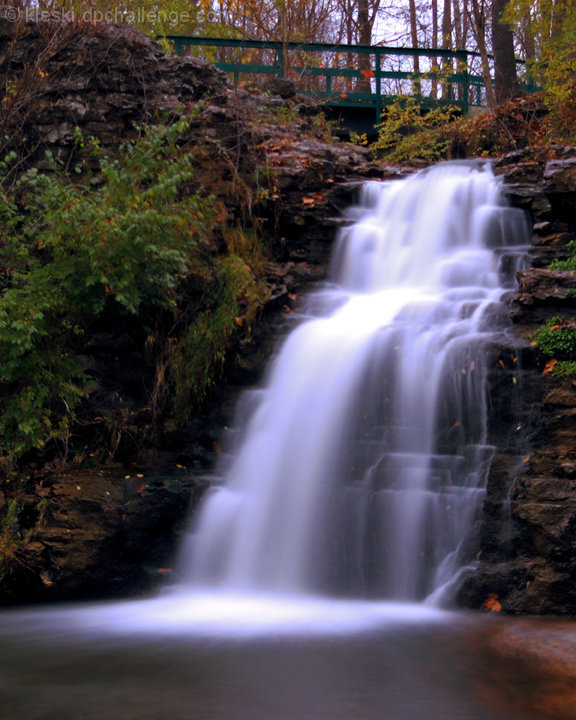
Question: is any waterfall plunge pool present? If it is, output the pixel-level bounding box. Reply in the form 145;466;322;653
0;596;565;720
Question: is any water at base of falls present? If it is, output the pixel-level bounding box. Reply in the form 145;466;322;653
178;161;530;604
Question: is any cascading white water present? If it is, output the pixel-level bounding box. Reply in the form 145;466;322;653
179;161;530;604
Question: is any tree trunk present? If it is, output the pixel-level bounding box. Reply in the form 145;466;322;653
551;0;566;38
441;0;453;99
492;0;519;104
453;0;463;99
409;0;421;95
521;9;536;62
356;0;372;93
431;0;439;98
469;0;496;108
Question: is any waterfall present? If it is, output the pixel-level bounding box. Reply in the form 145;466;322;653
178;161;530;604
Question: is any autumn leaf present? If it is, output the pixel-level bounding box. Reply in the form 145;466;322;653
302;197;316;206
361;69;375;79
235;316;244;326
543;358;557;375
483;593;502;612
340;93;347;98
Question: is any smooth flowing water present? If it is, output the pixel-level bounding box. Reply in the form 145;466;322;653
180;161;530;603
0;597;563;720
2;162;548;720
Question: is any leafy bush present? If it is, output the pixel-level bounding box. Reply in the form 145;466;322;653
167;254;268;423
532;317;576;358
371;97;459;162
505;1;576;142
552;360;576;377
549;238;576;271
0;119;214;462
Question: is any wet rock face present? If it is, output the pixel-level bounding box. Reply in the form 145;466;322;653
0;471;208;603
458;147;576;614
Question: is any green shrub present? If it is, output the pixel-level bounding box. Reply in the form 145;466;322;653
167;254;268;423
532;317;576;358
371;97;459;162
549;238;576;270
0;119;213;462
553;360;576;377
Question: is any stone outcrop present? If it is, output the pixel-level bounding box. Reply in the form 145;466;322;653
458;147;576;614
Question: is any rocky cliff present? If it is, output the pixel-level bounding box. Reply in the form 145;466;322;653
458;147;576;614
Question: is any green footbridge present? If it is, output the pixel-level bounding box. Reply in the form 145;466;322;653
166;36;536;133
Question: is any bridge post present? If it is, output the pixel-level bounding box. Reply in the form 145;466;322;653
277;44;284;78
374;48;382;127
456;50;469;114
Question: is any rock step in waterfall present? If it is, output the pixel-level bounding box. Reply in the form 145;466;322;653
178;161;531;604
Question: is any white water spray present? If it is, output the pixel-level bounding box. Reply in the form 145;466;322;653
179;162;530;604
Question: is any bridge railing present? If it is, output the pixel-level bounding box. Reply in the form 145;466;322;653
166;36;536;121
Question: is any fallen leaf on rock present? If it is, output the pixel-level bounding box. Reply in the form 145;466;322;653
483;593;502;612
543;359;557;375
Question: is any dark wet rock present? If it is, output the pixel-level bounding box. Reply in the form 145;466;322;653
0;471;208;604
460;149;576;615
512;268;576;323
261;76;298;99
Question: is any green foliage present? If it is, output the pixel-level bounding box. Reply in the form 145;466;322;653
552;360;576;377
0;119;213;462
168;253;268;422
0;499;23;582
549;239;576;270
506;0;576;140
532;317;576;358
371;98;459;162
349;132;368;146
